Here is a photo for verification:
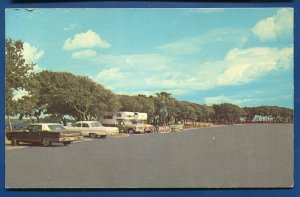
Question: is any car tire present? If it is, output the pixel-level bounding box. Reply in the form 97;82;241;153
89;133;97;138
128;128;135;134
100;135;106;138
63;142;71;146
42;138;52;147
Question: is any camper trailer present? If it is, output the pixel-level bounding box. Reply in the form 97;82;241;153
116;112;135;120
100;112;147;126
134;112;147;121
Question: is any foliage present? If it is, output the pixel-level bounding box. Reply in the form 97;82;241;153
243;106;293;123
213;103;246;124
5;38;40;132
36;71;119;122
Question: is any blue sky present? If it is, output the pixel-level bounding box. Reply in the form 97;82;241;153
6;8;294;108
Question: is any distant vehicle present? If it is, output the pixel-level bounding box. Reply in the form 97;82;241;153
100;112;148;126
169;123;184;132
133;112;147;121
6;123;82;147
66;121;119;138
117;119;145;134
132;120;154;133
116;111;135;120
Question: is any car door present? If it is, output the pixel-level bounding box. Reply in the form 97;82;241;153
82;123;90;130
29;125;43;143
21;125;35;142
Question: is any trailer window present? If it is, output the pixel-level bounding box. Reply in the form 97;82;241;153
104;115;113;119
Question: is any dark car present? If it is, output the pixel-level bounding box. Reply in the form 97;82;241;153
6;123;82;147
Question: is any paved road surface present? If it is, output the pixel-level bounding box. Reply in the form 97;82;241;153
5;124;293;188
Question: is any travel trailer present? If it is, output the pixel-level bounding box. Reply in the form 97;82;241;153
100;112;148;126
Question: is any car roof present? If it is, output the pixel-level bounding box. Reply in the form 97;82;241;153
29;123;63;126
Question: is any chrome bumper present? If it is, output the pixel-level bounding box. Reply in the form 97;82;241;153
59;136;83;142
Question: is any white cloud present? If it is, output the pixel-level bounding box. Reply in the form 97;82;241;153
63;29;110;50
204;94;293;107
204;96;237;105
158;37;202;54
88;46;292;96
96;68;124;81
12;89;30;101
71;49;97;59
217;46;293;85
92;53;173;72
158;28;248;55
252;8;293;41
205;96;255;106
22;42;44;64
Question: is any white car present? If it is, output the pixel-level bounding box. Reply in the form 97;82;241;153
67;121;119;138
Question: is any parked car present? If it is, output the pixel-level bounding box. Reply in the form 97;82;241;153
66;121;119;138
169;123;184;132
117;120;145;134
132;120;153;133
6;123;82;147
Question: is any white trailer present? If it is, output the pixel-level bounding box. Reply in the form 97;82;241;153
116;112;135;120
134;112;147;121
100;112;148;126
100;115;118;126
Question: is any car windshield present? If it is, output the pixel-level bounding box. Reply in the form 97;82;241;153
48;125;66;131
90;122;103;127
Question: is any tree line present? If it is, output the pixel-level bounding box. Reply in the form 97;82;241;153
5;39;294;130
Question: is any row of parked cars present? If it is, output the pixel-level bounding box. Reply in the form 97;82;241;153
6;120;158;147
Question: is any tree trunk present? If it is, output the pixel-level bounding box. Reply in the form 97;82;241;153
59;114;66;125
7;115;13;132
36;115;40;123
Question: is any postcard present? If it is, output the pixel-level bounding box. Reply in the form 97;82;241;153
5;8;294;188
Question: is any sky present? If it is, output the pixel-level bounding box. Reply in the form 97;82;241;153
5;8;294;108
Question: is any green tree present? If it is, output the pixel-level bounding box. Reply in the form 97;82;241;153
5;38;37;130
175;101;197;123
118;95;143;112
213;103;245;124
36;71;119;123
154;92;177;124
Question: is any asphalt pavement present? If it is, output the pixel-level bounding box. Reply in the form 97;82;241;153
5;124;293;188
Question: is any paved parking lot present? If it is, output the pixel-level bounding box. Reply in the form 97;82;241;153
5;124;293;188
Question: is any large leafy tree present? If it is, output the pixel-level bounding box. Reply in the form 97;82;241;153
154;92;177;124
213;103;246;124
243;106;293;123
5;38;37;130
36;71;119;123
175;101;197;123
118;95;144;112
